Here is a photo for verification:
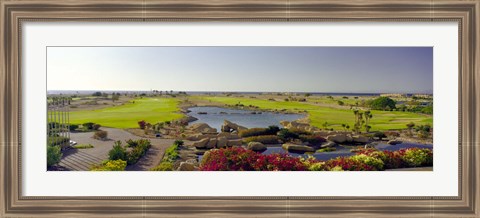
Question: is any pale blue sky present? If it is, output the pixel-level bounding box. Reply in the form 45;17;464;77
47;47;433;93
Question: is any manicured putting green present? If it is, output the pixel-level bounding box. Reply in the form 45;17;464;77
201;96;432;131
69;98;183;128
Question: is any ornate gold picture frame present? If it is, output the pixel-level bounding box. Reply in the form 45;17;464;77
1;0;479;216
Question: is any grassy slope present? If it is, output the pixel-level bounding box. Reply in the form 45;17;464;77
69;97;183;128
200;96;432;131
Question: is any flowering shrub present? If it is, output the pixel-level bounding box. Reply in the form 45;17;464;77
399;148;433;167
200;147;307;171
138;120;147;129
199;147;432;171
322;156;376;171
349;154;384;170
91;159;127;171
255;153;307;171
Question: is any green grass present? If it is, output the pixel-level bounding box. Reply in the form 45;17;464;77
201;96;432;131
69;97;183;128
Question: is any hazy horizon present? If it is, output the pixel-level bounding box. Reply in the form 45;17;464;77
47;47;433;93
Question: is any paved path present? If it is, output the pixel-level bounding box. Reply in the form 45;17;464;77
58;127;178;171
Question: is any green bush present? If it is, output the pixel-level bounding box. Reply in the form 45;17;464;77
47;145;62;167
174;140;184;146
69;124;79;131
368;97;396;110
73;144;94;149
150;162;174;171
316;147;336;153
83;122;95;130
349;154;384;170
108;141;127;161
277;129;300;141
92;124;101;130
373;132;387;140
93;130;108;140
126;139;151;165
239;126;281;138
91;159;127;171
152;141;180;170
299;134;326;145
401;148;433;167
243;135;280;144
239;128;268;138
47;136;70;146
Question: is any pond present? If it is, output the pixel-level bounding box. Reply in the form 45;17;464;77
187;106;305;131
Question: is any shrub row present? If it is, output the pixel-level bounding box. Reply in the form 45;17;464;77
91;159;127;171
200;147;307;171
199;147;433;171
151;140;183;171
242;135;281;144
107;139;152;165
238;126;280;138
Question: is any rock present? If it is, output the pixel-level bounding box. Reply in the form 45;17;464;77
321;141;337;148
352;135;369;143
216;136;228;148
387;140;402;145
193;138;209;149
186;133;208;141
364;143;378;149
282;143;315;153
185;159;198;165
217;132;240;140
345;135;353;143
247;142;266;152
219;111;228;114
188;123;217;134
227;139;243;147
195;149;208;155
197;112;207;115
206;138;217;149
221;120;247;133
326;134;347;144
177;162;195;171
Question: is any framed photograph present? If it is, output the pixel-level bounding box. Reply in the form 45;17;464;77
1;0;479;217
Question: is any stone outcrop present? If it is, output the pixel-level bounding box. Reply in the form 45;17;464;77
352;135;369;143
282;143;315;153
177;162;195;171
227;140;243;147
206;138;217;149
247;142;266;152
187;123;217;134
326;134;348;144
221;120;247;133
193;138;210;149
217;132;241;140
280;120;317;132
321;141;337;148
216;136;228;148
